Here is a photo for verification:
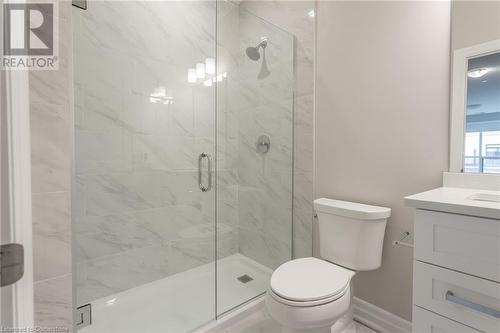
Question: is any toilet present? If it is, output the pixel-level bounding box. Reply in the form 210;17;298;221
265;198;391;333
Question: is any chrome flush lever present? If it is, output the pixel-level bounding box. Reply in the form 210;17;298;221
198;153;212;192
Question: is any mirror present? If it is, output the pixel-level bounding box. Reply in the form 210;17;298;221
449;1;500;174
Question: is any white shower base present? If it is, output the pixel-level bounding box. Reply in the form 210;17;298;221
80;254;272;333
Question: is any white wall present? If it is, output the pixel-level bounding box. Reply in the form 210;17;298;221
451;1;500;51
315;1;450;320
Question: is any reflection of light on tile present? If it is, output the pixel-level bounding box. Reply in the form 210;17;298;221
207;72;227;85
196;63;206;79
308;9;315;18
149;96;174;104
150;86;174;105
152;86;166;96
205;58;215;75
188;68;197;83
189;60;227;86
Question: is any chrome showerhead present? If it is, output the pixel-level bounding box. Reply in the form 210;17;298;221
246;38;271;79
245;39;268;61
245;46;261;61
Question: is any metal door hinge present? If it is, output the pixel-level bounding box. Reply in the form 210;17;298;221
0;243;24;287
76;304;92;329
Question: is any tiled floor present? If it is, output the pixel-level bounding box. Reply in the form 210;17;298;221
220;307;377;333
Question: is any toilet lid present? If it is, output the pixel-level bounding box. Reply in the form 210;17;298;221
270;257;351;302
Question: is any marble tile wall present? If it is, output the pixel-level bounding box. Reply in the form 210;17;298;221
27;0;311;329
30;0;73;330
238;1;315;260
216;1;242;261
73;0;314;308
73;1;223;304
229;8;295;269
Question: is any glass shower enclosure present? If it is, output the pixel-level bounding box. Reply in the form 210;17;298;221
73;1;294;331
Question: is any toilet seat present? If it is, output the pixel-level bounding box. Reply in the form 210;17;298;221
269;257;353;307
268;284;349;307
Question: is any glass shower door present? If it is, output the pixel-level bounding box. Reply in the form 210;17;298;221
216;2;295;315
73;0;294;329
73;1;217;332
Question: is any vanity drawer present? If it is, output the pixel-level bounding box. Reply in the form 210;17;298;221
413;261;500;332
414;209;500;282
413;306;481;333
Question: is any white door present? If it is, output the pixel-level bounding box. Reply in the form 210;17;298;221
0;68;34;328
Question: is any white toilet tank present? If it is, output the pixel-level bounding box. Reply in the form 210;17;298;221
314;198;391;271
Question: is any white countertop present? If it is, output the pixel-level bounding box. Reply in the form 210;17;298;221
405;187;500;219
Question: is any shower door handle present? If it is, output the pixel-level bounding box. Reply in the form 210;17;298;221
198;153;212;192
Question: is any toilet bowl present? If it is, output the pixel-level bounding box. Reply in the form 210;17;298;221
265;257;355;333
265;198;391;333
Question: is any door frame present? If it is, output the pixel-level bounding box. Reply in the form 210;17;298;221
1;68;34;328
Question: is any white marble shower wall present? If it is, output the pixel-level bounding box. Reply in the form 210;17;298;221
73;1;223;304
217;1;314;271
31;1;73;328
229;8;295;269
216;1;242;260
74;0;313;306
239;1;315;260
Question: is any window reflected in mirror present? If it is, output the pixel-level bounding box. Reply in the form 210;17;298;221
464;52;500;173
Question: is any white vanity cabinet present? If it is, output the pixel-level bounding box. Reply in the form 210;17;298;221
405;187;500;333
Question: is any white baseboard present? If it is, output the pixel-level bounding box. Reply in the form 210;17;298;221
196;295;412;333
353;297;412;333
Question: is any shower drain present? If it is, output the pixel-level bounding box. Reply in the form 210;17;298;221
237;274;254;283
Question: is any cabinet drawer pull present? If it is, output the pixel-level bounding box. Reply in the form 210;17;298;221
445;291;500;319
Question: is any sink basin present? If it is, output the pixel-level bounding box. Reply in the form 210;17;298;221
467;193;500;203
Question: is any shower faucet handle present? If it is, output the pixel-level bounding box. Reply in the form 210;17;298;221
256;135;271;154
